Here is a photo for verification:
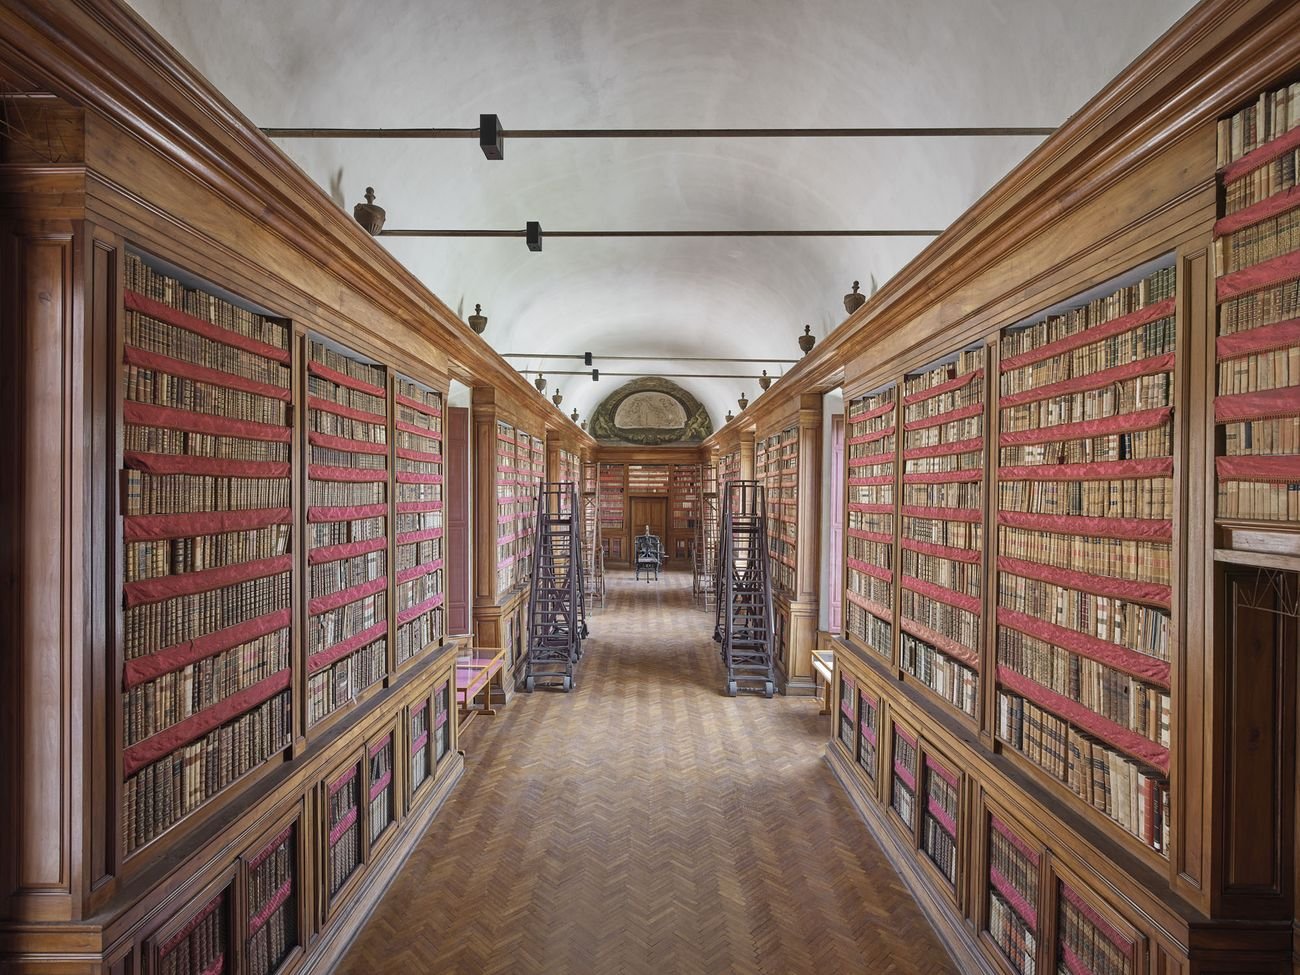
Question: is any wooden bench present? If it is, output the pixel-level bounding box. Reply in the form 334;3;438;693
456;647;507;723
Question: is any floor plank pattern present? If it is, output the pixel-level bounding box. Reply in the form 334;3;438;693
335;570;958;974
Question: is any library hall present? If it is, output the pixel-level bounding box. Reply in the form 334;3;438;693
2;0;1299;972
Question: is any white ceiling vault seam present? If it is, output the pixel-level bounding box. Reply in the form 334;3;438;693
127;0;1195;426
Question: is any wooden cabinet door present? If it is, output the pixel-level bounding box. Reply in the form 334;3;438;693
629;498;668;554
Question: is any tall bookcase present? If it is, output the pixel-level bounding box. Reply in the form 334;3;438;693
994;260;1176;857
121;252;295;855
306;338;390;728
670;463;701;560
718;448;740;489
393;377;445;667
899;349;984;719
762;425;798;598
598;463;626;563
845;386;897;662
1213;81;1300;525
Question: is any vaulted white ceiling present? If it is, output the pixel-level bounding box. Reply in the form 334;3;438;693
127;0;1195;428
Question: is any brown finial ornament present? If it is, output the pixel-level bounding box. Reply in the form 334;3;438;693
571;408;579;422
758;369;771;390
798;324;816;355
725;410;734;423
535;373;547;392
552;389;563;407
737;391;749;411
468;304;487;334
843;280;866;315
353;186;386;236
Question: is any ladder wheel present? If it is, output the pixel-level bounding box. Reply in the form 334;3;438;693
562;676;572;692
726;680;737;697
524;676;535;693
764;681;774;699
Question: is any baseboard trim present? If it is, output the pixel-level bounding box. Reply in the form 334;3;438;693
825;745;997;975
302;751;465;972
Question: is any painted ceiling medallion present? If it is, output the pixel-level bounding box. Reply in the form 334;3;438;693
590;377;713;446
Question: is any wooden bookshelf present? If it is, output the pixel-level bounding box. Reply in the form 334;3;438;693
995;259;1176;859
1213;81;1300;552
982;811;1039;975
718;448;740;490
845;385;897;663
558;447;580;487
670;463;701;560
152;881;232;975
244;820;300;975
900;347;984;720
761;425;798;597
121;252;295;855
598;463;626;563
392;376;445;668
306;337;390;728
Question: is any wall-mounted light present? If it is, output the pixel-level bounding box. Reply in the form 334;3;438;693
480;114;503;160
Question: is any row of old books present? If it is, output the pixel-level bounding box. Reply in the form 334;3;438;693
392;376;444;665
126;525;290;583
1215;84;1300;524
327;771;361;896
123;561;292;661
1216;80;1300;169
997;573;1170;662
124;365;289;424
124;629;291;745
123;426;290;463
310;551;386;599
411;702;431;791
1000;373;1172;432
998;268;1175;362
126;311;289;387
987;820;1038;975
124;472;291;516
997;629;1171;747
997;478;1173;519
368;738;394;844
246;830;296;975
838;676;856;751
921;760;959;886
157;893;228;975
999;529;1170;585
306;640;388;726
996;691;1169;854
560;449;581;488
124;694;291;854
626;464;670;494
127;254;288;349
306;339;390;727
901;632;978;717
1000;428;1174;467
1000;317;1175;395
598;463;625;530
847;386;896;660
900;349;985;717
495;420;518;594
1057;885;1135;975
669;464;699;531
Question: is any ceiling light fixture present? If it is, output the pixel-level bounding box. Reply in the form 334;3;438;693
592;369;599;382
480;114;503;159
526;221;543;252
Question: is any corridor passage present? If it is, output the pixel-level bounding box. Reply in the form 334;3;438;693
336;571;957;975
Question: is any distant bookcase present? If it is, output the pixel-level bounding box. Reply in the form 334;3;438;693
845;385;897;661
559;447;580;486
1214;82;1300;523
393;376;445;667
495;420;519;596
120;251;294;856
514;432;545;588
762;425;798;596
598;464;626;561
994;259;1176;858
900;347;984;719
306;337;390;727
718;448;740;489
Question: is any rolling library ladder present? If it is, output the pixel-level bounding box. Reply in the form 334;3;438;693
524;483;588;692
712;480;776;698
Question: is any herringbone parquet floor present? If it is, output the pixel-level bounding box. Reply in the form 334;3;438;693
335;571;957;975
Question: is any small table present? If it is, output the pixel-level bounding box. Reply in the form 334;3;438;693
811;648;835;716
456;648;506;721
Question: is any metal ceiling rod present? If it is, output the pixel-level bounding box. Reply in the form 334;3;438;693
380;229;942;237
262;125;1056;139
504;353;801;363
539;370;771;379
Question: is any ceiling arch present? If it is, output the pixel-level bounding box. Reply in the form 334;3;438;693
126;0;1197;426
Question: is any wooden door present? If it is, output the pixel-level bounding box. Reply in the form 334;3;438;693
629;497;669;563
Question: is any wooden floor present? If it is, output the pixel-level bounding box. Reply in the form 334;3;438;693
335;571;957;974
